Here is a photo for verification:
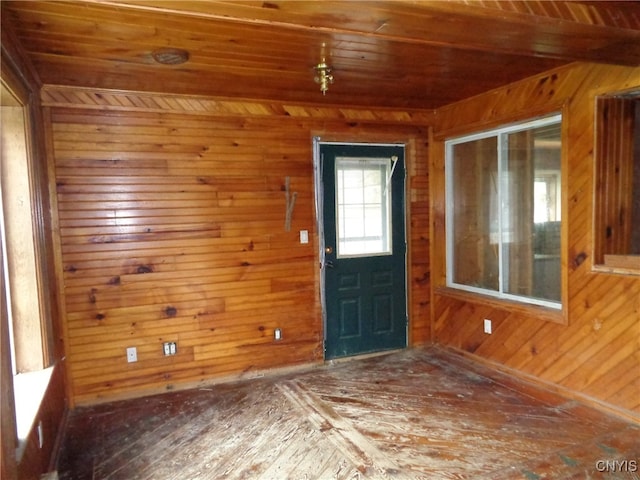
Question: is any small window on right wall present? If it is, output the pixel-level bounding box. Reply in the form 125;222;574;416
594;91;640;272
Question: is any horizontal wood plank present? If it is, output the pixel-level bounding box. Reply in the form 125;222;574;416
46;88;430;404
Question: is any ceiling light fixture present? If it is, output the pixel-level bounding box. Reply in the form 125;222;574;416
313;45;334;95
151;48;189;65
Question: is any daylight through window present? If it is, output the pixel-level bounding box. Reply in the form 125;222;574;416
335;157;392;258
445;114;562;309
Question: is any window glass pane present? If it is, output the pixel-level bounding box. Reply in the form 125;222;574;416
446;115;562;309
451;136;499;291
504;123;562;302
336;157;392;257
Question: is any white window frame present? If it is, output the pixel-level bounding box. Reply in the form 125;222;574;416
445;114;563;310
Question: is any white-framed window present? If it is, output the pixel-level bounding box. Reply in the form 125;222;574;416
445;114;562;309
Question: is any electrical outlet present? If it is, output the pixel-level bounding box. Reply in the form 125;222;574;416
126;346;137;362
163;342;177;356
274;328;282;341
483;319;492;334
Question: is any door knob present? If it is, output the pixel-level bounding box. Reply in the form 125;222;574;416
325;246;333;254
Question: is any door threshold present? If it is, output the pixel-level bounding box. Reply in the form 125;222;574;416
325;348;406;366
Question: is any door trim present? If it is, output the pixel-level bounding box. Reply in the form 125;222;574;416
313;138;409;360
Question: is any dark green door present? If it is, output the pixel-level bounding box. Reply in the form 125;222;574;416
321;143;407;360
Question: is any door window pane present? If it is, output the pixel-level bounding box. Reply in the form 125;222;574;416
336;157;392;257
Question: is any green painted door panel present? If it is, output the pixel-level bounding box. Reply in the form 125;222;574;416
321;143;407;359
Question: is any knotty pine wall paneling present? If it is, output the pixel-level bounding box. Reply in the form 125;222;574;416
43;87;431;405
431;62;640;420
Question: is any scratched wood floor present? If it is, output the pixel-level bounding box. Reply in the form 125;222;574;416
56;346;640;479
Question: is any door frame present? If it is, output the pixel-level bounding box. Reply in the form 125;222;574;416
313;138;409;360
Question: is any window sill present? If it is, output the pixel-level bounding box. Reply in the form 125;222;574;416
434;286;566;325
13;366;54;460
594;255;640;276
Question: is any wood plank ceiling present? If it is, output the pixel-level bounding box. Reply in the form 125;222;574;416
3;0;640;110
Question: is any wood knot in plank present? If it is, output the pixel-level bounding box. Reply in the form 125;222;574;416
415;272;430;285
108;276;121;285
466;341;481;353
137;265;153;274
572;252;587;269
164;306;178;317
90;236;115;244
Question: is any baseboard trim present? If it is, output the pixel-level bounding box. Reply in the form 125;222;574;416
437;344;640;425
73;360;325;407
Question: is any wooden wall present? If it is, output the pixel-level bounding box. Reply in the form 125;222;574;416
42;86;431;405
431;62;640;420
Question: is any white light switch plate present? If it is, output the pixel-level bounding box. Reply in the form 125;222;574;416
300;230;309;244
483;319;492;334
126;346;137;362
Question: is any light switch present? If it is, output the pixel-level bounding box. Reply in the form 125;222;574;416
300;230;309;244
126;346;137;362
483;319;492;334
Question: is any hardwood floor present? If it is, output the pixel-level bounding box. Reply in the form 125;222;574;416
56;346;640;479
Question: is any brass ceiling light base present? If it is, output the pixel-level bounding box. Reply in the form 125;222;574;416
314;59;334;95
313;43;334;95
